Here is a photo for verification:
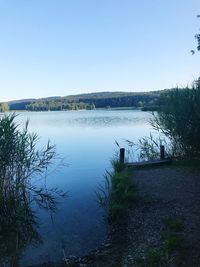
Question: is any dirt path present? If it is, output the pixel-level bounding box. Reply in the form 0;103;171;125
121;166;200;267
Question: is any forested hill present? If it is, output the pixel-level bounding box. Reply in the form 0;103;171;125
66;91;161;109
1;91;163;111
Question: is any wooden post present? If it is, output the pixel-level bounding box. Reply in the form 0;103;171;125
120;148;125;164
160;145;165;159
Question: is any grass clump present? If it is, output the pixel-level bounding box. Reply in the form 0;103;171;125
111;158;126;173
162;216;186;262
109;170;137;221
163;217;184;232
96;158;137;223
162;233;184;253
137;217;186;267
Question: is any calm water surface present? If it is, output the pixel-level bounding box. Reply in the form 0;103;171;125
15;110;153;265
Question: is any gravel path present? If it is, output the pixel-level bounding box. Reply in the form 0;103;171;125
122;166;200;267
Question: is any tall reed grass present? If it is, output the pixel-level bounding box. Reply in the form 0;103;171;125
0;113;66;266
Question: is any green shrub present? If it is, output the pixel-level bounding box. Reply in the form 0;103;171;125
151;78;200;159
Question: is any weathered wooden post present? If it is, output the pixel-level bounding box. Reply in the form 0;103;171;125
160;145;165;159
120;148;125;164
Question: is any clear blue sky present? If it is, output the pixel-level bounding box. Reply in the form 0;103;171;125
0;0;199;101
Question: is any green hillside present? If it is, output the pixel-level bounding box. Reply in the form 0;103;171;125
0;91;164;111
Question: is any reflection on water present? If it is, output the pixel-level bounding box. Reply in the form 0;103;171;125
9;110;152;266
33;113;146;128
17;109;151;129
0;193;41;267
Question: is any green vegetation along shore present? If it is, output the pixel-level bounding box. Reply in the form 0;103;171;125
1;85;197;113
1;90;164;112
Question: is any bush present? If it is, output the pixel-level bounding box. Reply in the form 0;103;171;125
151;78;200;159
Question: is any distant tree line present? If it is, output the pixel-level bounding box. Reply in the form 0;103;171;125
76;94;160;108
8;100;95;111
25;101;95;111
2;90;186;112
6;91;161;111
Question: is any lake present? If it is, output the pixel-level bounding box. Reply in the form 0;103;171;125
14;109;153;265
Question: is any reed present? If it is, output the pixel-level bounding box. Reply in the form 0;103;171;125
0;113;66;266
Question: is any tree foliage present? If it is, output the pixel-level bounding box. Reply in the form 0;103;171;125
26;100;95;111
195;15;200;51
8;91;161;111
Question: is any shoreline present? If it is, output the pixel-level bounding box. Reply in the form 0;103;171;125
27;163;200;267
2;107;143;113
